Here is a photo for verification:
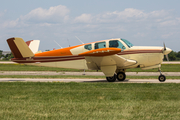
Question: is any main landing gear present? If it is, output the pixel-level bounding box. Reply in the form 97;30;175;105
117;72;126;81
106;72;126;82
106;74;117;82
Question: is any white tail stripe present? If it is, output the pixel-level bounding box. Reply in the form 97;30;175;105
26;40;40;54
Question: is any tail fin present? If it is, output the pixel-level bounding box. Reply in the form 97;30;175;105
7;37;34;58
26;40;40;54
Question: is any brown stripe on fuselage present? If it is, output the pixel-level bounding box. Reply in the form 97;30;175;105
11;55;85;63
117;49;162;55
7;38;23;58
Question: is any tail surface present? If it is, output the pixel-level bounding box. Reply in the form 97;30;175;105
7;37;34;58
26;40;40;54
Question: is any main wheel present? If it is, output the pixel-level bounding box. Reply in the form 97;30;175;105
158;75;166;82
106;74;117;82
117;72;126;81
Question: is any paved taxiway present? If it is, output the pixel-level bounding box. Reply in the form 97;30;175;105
1;71;180;76
0;78;180;83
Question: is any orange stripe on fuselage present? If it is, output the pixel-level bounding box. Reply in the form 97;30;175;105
35;45;82;57
78;48;121;56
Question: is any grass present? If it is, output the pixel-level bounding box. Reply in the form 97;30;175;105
0;82;180;119
0;64;180;72
0;64;84;72
0;75;180;79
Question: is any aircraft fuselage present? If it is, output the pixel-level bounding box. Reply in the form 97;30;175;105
8;38;172;82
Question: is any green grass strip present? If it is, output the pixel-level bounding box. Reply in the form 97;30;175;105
0;82;180;119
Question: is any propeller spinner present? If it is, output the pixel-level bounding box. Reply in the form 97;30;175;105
163;43;172;61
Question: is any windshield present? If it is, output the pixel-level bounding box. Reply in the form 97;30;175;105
121;39;133;48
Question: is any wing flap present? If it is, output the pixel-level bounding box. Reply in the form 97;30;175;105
111;55;137;67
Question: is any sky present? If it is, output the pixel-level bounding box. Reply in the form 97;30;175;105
0;0;180;51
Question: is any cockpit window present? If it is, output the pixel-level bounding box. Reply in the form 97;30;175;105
121;39;133;48
109;40;126;50
84;44;92;50
95;42;106;49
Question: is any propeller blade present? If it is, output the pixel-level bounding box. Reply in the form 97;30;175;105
163;42;166;51
166;54;169;61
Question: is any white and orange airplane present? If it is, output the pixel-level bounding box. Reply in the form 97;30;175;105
7;37;172;82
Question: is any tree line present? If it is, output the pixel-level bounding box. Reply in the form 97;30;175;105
165;51;180;61
0;50;14;61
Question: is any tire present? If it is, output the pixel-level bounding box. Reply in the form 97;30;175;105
158;75;166;82
117;72;126;81
106;74;117;82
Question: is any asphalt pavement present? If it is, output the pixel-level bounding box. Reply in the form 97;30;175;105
0;78;180;83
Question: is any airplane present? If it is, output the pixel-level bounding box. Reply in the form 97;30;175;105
7;37;172;82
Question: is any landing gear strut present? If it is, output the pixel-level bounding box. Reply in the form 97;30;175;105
158;68;166;82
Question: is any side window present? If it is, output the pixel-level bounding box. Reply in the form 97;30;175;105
84;44;92;50
109;40;126;50
94;42;106;49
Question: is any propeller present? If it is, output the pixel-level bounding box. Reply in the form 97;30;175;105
163;42;169;61
163;42;166;51
166;54;169;61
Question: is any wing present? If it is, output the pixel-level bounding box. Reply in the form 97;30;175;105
85;55;137;77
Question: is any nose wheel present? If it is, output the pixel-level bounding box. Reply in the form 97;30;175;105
159;75;166;82
158;68;166;82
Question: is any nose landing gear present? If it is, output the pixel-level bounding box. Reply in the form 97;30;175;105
158;68;166;82
159;75;166;82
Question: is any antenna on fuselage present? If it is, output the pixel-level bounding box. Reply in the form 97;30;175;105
54;40;63;49
75;36;84;44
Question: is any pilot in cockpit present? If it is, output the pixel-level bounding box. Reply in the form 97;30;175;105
110;41;119;48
